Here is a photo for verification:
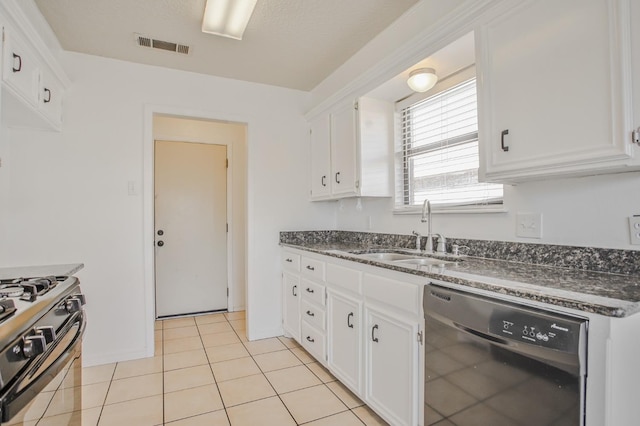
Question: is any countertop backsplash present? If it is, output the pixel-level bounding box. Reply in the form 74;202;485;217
279;230;640;276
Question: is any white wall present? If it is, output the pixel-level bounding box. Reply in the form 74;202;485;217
153;116;248;312
0;51;335;366
335;172;640;250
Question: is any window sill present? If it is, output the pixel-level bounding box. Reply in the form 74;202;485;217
393;205;507;215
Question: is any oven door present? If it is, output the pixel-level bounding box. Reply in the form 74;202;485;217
0;309;85;423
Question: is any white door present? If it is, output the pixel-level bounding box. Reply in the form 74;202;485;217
155;140;228;317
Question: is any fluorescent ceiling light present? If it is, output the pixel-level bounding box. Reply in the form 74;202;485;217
202;0;258;40
407;68;438;93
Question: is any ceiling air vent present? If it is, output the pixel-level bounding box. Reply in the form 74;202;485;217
134;33;190;55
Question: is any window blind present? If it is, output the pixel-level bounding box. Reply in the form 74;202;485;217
395;78;503;208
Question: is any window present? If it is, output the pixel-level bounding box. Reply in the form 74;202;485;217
395;78;502;210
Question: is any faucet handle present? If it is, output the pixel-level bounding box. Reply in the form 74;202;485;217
412;231;421;236
434;234;446;254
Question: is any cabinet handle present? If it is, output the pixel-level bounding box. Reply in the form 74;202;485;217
371;324;379;342
306;265;315;271
12;53;22;73
501;129;509;152
321;175;326;187
292;285;297;297
306;287;314;293
306;336;315;343
347;312;354;328
335;172;341;184
285;258;293;263
306;310;315;317
43;88;52;103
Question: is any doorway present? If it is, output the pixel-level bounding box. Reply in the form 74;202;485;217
154;140;228;317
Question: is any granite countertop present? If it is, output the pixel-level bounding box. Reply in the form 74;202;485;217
282;242;640;318
0;263;84;280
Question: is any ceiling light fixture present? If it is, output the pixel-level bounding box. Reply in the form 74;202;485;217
407;68;438;93
202;0;258;40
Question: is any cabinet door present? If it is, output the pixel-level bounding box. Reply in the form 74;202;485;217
330;102;358;197
477;0;636;182
327;290;362;394
365;306;418;426
39;70;63;129
310;115;332;199
282;272;300;341
2;29;40;107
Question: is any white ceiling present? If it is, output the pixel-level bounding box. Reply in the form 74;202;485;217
34;0;420;92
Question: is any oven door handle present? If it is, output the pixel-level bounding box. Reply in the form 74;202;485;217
0;310;86;423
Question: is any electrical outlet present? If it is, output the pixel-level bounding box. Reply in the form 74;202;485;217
629;216;640;245
516;213;543;239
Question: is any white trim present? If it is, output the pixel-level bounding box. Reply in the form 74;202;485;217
143;104;249;357
393;205;506;215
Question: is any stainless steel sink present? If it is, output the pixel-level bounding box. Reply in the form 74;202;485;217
393;258;453;267
355;253;419;261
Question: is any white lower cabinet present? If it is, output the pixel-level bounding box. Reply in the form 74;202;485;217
281;249;422;425
365;305;419;426
327;289;362;394
282;272;300;341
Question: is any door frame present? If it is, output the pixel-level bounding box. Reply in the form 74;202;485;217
153;139;232;317
143;104;247;357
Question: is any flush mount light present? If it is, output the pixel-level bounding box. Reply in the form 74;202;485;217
202;0;258;40
407;68;438;93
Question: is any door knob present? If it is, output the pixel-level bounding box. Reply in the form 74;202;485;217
157;241;164;247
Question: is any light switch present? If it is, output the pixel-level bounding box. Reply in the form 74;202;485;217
516;213;542;239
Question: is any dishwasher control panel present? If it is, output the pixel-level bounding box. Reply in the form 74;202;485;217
489;310;582;353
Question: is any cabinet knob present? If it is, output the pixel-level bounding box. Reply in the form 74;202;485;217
501;129;509;152
371;324;379;342
12;53;22;73
335;172;341;184
321;175;327;187
347;312;354;328
157;240;164;247
306;287;314;293
306;336;315;343
306;310;315;317
43;88;52;103
292;285;297;297
306;265;315;271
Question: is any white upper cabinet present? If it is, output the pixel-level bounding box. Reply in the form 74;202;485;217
0;3;68;132
309;97;393;200
477;0;639;183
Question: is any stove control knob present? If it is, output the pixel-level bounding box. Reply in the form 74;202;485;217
36;326;57;344
65;298;83;314
23;335;47;358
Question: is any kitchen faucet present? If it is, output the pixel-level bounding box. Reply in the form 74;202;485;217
421;199;447;254
421;199;434;253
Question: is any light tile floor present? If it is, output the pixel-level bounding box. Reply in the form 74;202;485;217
79;311;389;425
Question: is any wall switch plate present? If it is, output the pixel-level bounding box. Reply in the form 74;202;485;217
629;216;640;245
516;213;543;239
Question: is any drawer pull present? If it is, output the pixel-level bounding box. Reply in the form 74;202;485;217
306;310;315;317
12;53;22;73
501;129;509;152
371;324;379;342
306;288;314;293
292;285;297;297
306;336;315;343
43;88;52;103
285;258;293;263
321;175;327;187
347;312;354;329
306;265;315;271
335;172;341;184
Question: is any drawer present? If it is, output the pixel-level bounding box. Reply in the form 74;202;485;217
301;257;326;281
300;321;326;363
301;278;326;307
282;251;300;272
363;273;421;315
326;263;362;294
301;299;326;331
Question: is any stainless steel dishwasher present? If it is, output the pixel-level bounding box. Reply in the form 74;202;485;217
424;284;587;426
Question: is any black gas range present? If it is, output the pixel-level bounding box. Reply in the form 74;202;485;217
0;271;86;423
